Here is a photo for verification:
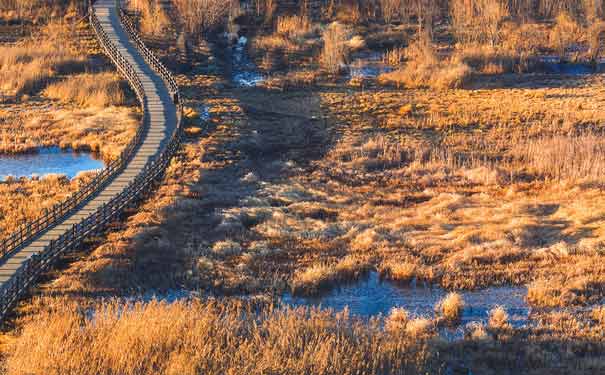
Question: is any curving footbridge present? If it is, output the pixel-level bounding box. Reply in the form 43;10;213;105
0;0;183;319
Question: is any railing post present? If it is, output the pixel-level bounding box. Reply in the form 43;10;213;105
0;0;184;321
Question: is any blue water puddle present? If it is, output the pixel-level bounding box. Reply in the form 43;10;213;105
542;62;596;74
232;36;264;87
282;272;530;329
0;146;104;180
348;52;394;79
198;105;210;122
129;289;198;303
349;58;393;79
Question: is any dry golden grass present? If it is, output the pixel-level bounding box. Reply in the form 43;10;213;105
0;105;139;160
5;299;434;375
276;15;311;39
320;22;349;74
0;36;85;97
172;0;228;37
550;12;584;59
379;261;417;282
10;296;605;374
253;34;302;52
0;173;95;238
382;46;406;66
127;0;171;37
385;306;409;331
435;292;464;322
291;255;371;295
378;35;472;89
43;72;126;108
488;305;510;330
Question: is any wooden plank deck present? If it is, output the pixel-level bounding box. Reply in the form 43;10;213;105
0;0;176;286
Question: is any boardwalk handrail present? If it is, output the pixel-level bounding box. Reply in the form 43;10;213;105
0;3;147;261
0;0;183;319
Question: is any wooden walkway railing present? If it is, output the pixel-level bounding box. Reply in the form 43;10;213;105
0;0;183;320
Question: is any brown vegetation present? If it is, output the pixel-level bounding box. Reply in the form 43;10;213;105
320;22;349;74
0;29;85;97
0;173;95;238
435;292;464;322
44;72;126;108
6;0;605;373
5;299;433;375
378;34;472;89
172;0;229;37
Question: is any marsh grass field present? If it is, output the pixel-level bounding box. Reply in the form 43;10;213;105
4;0;605;374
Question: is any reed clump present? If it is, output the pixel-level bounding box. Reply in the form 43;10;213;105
44;72;126;108
5;299;432;375
435;292;464;322
378;34;471;89
291;255;371;295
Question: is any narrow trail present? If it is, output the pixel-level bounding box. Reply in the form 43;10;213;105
0;0;180;319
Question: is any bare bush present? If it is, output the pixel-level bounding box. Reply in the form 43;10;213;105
401;0;441;34
320;22;350;74
589;21;605;61
380;0;401;24
276;15;311;38
450;0;509;45
378;33;472;89
382;46;406;65
550;11;584;60
128;0;170;36
173;0;229;37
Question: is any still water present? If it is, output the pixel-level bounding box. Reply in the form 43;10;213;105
282;272;530;328
0;147;105;180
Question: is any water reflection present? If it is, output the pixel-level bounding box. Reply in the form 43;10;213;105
0;146;104;180
282;272;529;328
232;36;265;86
349;52;394;79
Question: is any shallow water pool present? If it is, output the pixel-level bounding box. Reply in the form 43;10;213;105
282;272;530;328
0;147;105;180
232;36;264;87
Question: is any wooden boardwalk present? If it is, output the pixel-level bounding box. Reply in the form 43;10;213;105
0;0;178;313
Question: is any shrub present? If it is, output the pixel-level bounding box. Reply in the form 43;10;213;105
379;0;401;24
291;255;370;295
405;317;433;337
380;261;417;282
173;0;229;37
488;305;510;329
378;35;472;89
588;21;605;61
211;240;243;257
435;292;464;322
276;15;311;39
320;22;349;74
385;307;409;332
550;11;583;60
129;0;171;36
382;47;406;66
